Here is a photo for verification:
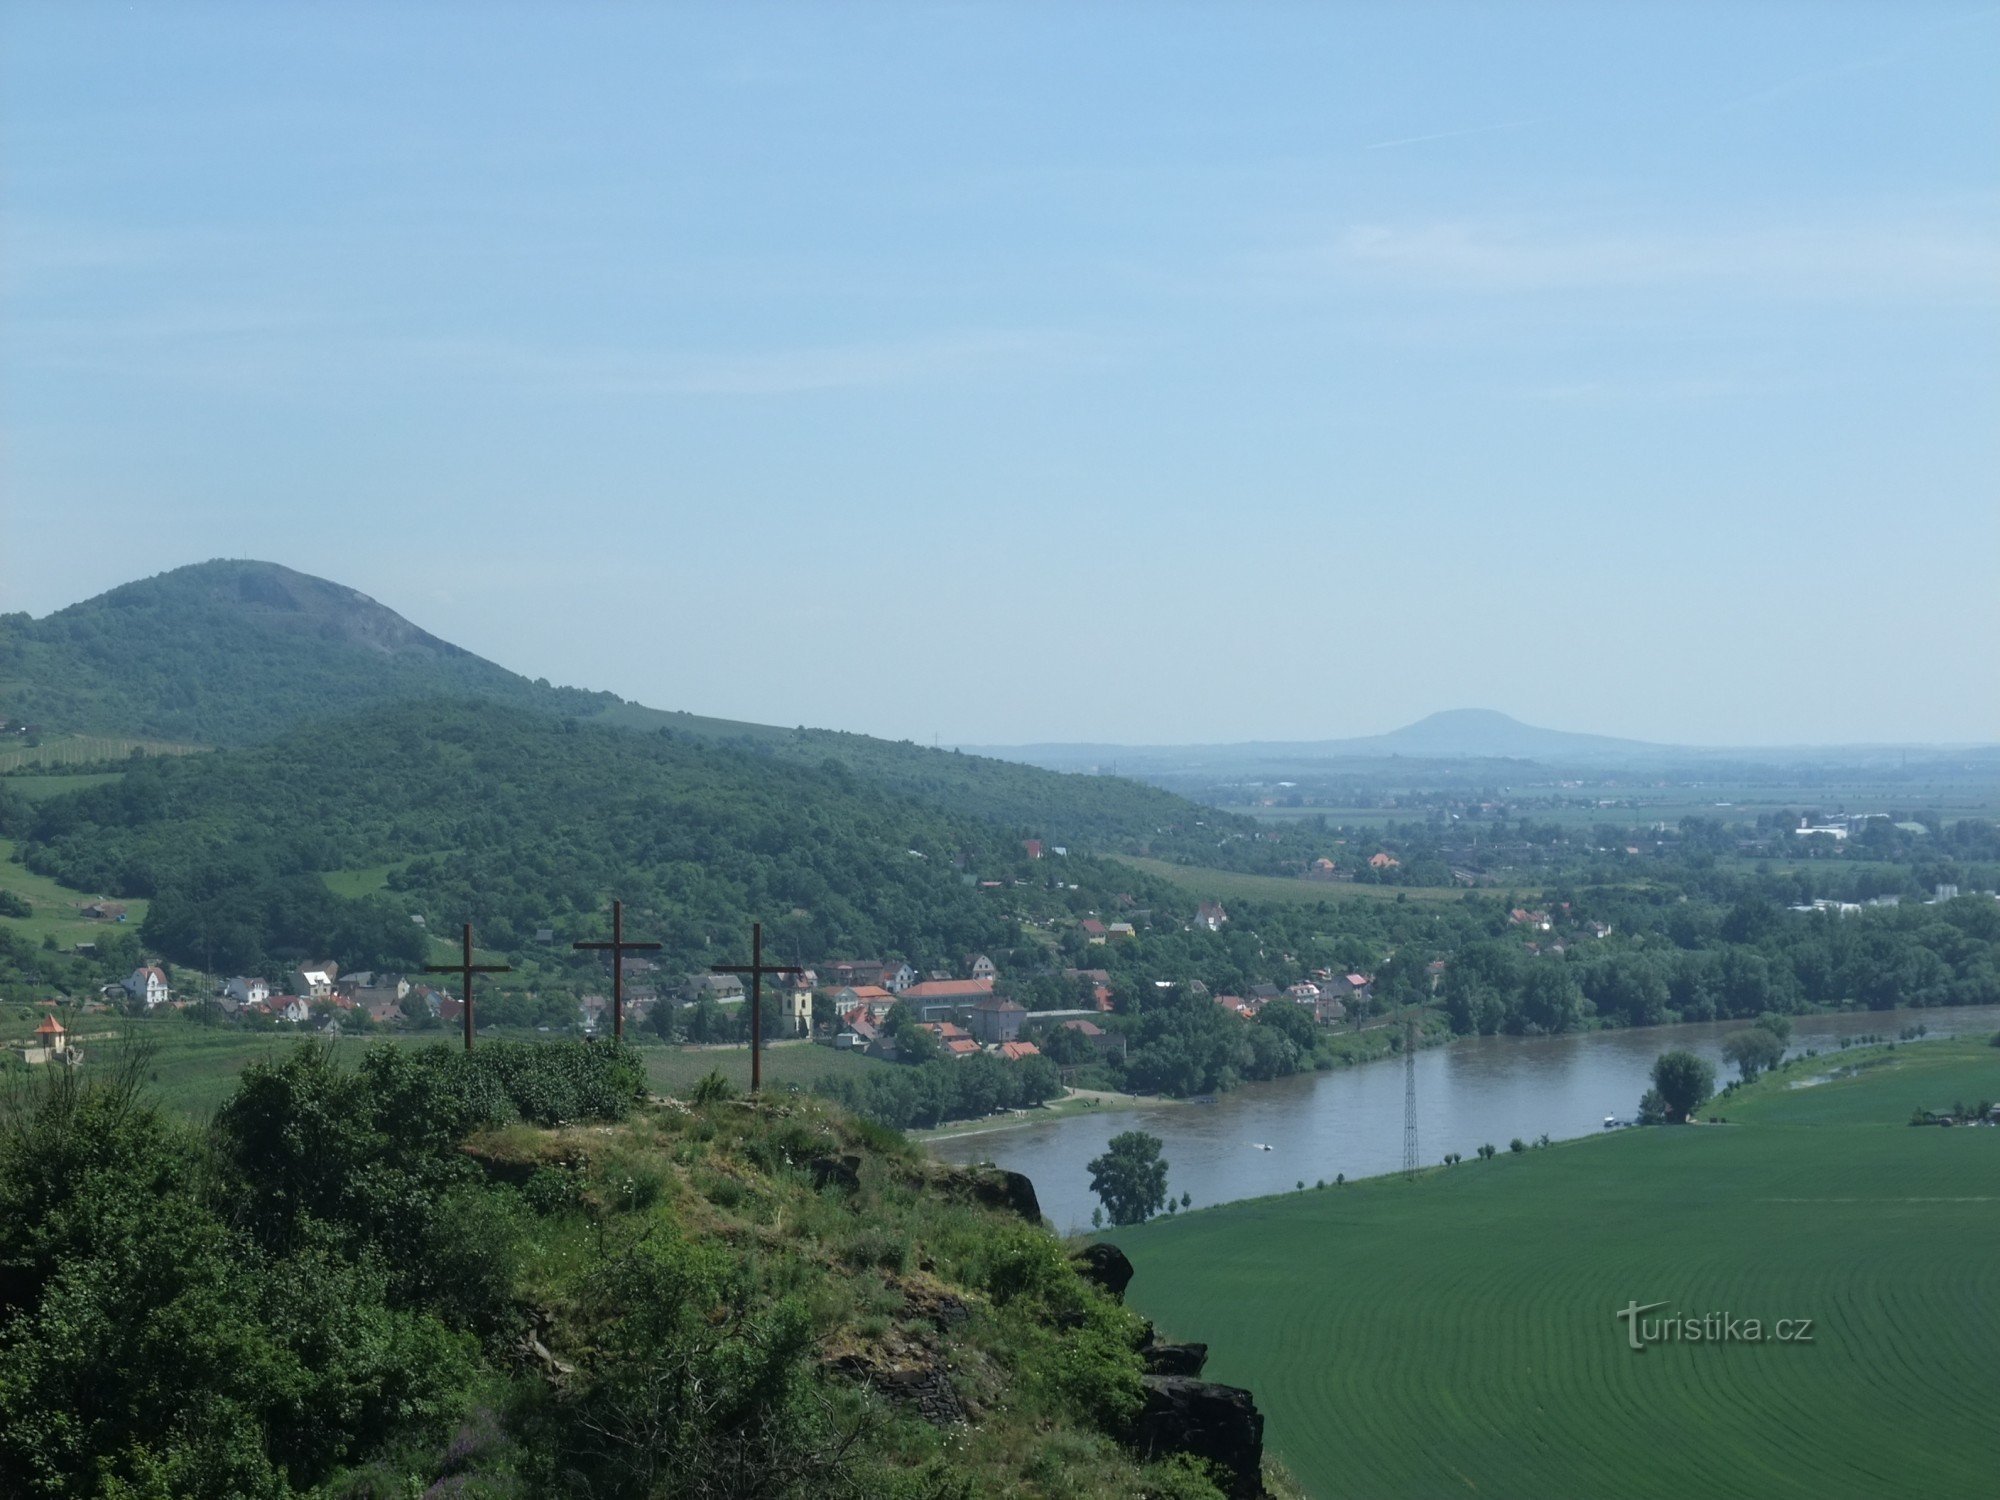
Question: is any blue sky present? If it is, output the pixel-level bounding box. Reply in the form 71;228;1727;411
4;2;1995;745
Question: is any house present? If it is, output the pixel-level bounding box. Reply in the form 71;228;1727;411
1369;852;1400;870
291;966;337;1000
1194;900;1229;932
942;1037;982;1059
967;954;997;982
225;976;271;1007
1507;909;1552;931
256;994;310;1024
1023;839;1044;859
1309;858;1338;879
1106;921;1136;940
123;966;171;1009
969;994;1027;1044
997;1040;1041;1062
1079;918;1108;945
1059;1018;1123;1056
899;978;995;1023
830;985;898;1024
685;973;745;1003
1215;994;1255;1017
1335;973;1373;1002
1287;981;1321;1002
1313;995;1347;1025
359;990;405;1026
81;901;128;921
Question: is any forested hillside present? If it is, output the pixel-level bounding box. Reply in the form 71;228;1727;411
1;559;1231;849
14;699;1172;977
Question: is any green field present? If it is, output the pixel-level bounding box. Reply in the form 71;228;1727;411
0;837;149;948
2;1015;891;1118
1112;853;1489;906
1114;1037;2000;1500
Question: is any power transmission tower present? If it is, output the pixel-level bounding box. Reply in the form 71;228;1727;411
1402;1015;1419;1175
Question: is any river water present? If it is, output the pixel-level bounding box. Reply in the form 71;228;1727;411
928;1005;2000;1233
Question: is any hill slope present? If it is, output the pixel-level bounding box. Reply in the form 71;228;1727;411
0;559;1210;846
14;697;1176;977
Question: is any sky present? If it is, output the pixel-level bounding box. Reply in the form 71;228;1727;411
3;2;1996;747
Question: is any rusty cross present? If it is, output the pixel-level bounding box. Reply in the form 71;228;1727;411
572;899;661;1042
425;922;511;1052
708;921;801;1094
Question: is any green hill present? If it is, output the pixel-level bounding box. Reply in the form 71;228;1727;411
12;697;1176;978
0;559;1214;848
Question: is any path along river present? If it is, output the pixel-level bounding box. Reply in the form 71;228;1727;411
927;1005;2000;1233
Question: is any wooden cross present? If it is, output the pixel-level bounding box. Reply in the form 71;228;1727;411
709;921;801;1094
425;922;511;1052
572;899;661;1042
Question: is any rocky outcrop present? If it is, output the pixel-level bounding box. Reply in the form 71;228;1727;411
826;1351;967;1427
809;1153;862;1193
1140;1340;1209;1377
935;1164;1043;1224
1134;1376;1266;1499
1070;1242;1135;1302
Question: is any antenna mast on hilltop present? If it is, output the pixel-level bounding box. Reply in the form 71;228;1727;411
1402;1015;1419;1175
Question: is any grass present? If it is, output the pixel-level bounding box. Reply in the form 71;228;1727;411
1112;853;1487;906
0;837;150;949
637;1041;890;1097
1113;1036;2000;1500
2;772;126;802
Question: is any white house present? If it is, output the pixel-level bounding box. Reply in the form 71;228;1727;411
225;976;271;1007
261;994;311;1024
123;966;171;1009
967;954;997;983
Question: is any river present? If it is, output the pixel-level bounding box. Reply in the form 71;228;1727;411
927;1005;2000;1233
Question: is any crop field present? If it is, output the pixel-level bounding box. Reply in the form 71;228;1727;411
1114;1037;2000;1500
1112;854;1489;906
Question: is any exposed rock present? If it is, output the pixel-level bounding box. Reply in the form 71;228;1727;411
1140;1340;1209;1377
936;1164;1043;1224
826;1352;967;1427
1071;1242;1135;1302
1134;1375;1266;1499
809;1153;863;1193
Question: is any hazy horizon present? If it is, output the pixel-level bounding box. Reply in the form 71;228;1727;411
5;3;1996;746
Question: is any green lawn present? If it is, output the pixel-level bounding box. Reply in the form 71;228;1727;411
1112;853;1487;906
1114;1037;2000;1500
0;837;149;948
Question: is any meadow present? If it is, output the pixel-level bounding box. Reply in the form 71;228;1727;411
1;1011;889;1118
0;736;204;772
0;836;150;948
1113;1036;2000;1500
1111;853;1484;906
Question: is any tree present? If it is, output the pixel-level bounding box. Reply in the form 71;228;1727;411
1649;1049;1714;1123
1721;1027;1784;1082
1087;1130;1169;1227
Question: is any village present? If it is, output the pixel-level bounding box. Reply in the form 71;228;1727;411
13;895;1397;1082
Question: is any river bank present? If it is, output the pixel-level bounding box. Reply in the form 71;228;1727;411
929;1002;2000;1232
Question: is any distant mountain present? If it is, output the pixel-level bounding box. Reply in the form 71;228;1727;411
973;708;1993;774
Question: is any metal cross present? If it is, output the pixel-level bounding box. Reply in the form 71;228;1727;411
572;899;661;1042
708;921;802;1094
425;922;512;1052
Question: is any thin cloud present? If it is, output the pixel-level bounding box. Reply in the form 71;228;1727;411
1362;118;1536;151
1264;215;2000;302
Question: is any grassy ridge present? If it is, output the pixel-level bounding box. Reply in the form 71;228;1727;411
1114;1038;2000;1500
